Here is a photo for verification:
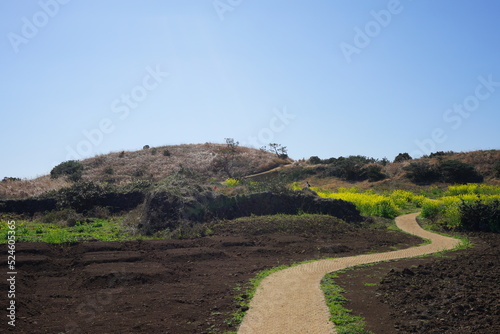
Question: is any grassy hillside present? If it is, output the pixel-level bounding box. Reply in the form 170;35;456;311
297;150;500;193
1;143;288;199
1;147;498;200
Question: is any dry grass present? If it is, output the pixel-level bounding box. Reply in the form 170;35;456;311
0;176;70;199
82;143;286;184
1;143;286;199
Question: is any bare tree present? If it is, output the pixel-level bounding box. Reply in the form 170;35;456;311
212;138;241;178
262;143;288;159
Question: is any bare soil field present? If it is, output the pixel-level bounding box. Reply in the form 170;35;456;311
2;215;498;334
2;216;422;334
335;232;500;334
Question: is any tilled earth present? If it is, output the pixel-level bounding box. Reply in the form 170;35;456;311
334;232;500;334
1;215;421;334
2;215;498;334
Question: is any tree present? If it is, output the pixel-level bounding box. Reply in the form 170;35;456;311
394;153;412;163
262;143;288;159
212;138;241;178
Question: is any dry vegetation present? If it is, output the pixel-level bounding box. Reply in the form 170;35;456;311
0;176;70;200
2;147;498;200
1;143;287;199
82;143;286;183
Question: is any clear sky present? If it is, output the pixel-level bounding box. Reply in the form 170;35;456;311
1;0;499;179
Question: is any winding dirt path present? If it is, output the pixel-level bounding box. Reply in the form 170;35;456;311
237;213;461;334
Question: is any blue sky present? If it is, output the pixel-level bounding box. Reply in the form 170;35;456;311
1;0;499;179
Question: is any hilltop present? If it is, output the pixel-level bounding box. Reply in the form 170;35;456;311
1;146;499;200
0;143;289;199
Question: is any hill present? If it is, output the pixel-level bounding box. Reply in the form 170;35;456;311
1;147;498;200
293;149;500;192
0;143;289;199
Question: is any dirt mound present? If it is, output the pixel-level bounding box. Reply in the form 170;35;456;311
140;190;363;234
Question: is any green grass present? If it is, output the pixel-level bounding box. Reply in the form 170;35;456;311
321;271;373;334
0;217;148;244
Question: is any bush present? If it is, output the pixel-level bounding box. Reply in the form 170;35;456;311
363;164;386;182
405;160;484;185
308;156;322;164
104;167;114;175
163;149;171;157
404;162;440;184
394;153;412;163
459;198;500;232
55;181;111;212
315;189;399;218
2;177;21;182
224;178;241;187
428;151;454;158
133;168;146;178
50;160;84;181
438;160;483;184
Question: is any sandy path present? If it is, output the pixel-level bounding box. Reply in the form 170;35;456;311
237;213;461;334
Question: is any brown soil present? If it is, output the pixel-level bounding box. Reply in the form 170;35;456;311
334;232;500;333
1;216;421;334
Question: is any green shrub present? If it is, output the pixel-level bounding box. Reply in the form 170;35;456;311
50;160;84;181
459;198;500;232
438;160;483;184
428;151;454;158
55;181;111;212
404;162;440;184
420;199;444;218
163;149;171;157
224;178;241;187
133;168;146;177
393;152;412;163
2;177;21;182
321;156;379;181
104;167;114;175
308;156;322;164
363;164;385;182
